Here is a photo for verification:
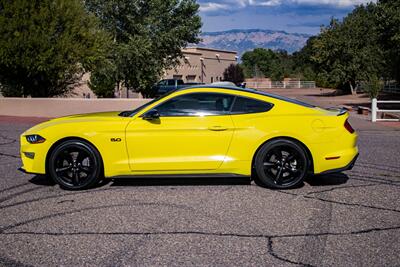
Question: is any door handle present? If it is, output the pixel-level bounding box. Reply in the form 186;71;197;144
208;125;228;131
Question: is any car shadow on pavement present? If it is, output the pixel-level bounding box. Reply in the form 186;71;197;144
110;177;252;187
29;175;56;186
305;173;349;186
28;173;348;188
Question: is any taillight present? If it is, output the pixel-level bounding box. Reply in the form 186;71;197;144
344;119;355;133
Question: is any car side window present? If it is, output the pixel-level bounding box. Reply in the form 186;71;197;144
231;96;273;114
167;80;176;86
156;93;235;117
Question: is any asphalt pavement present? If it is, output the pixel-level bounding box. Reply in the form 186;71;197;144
0;117;399;267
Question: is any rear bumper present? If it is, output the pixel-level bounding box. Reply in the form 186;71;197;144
319;153;359;175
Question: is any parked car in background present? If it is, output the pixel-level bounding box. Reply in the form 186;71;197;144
152;79;204;96
152;79;182;96
211;81;236;87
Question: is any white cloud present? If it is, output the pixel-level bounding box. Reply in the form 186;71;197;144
250;0;282;6
292;0;376;7
199;0;377;12
199;2;231;12
236;0;283;6
199;0;282;13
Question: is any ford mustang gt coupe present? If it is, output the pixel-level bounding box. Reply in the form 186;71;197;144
20;86;358;190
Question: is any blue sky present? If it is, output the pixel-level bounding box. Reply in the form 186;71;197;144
198;0;375;34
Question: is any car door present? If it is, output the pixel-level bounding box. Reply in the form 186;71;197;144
125;92;235;171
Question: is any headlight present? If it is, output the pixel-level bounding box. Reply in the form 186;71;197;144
25;134;46;144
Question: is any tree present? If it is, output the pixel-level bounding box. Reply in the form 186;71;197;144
292;37;318;81
364;75;383;99
223;64;245;85
84;0;202;97
0;0;109;97
376;0;400;82
88;62;117;98
241;48;293;80
311;4;385;94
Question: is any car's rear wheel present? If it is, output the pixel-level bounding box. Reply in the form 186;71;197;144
48;140;102;190
254;139;308;189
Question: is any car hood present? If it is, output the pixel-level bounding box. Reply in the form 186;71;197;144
57;111;123;120
23;111;126;135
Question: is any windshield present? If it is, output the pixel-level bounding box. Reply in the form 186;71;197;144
118;90;176;117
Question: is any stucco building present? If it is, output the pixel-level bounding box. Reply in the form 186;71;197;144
164;47;238;84
66;47;238;98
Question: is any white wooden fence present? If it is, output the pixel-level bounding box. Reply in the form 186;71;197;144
246;81;316;89
371;98;400;122
383;82;400;94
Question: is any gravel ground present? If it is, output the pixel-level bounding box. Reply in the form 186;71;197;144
0;117;399;267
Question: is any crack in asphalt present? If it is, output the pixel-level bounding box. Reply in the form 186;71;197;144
306;183;378;195
303;195;400;213
0;255;34;267
0;202;196;233
0;134;20;160
0;182;30;194
349;176;400;187
0;186;186;210
0;134;16;146
357;161;400;172
2;226;399;267
354;169;400;178
299;192;332;266
274;181;400;213
0;187;43;204
0;152;20;159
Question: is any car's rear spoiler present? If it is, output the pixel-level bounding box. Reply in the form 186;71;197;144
326;107;349;116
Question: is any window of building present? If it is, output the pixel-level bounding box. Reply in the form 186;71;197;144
231;96;273;114
156;93;235;117
186;75;196;82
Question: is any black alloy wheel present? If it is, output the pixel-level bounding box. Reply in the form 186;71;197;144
254;139;308;189
48;140;102;190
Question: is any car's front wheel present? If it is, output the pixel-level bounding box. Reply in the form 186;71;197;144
254;139;309;189
48;139;103;190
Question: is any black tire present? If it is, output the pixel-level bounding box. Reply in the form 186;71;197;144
48;139;103;190
254;139;308;189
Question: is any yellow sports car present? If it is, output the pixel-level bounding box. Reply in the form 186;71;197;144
20;86;358;190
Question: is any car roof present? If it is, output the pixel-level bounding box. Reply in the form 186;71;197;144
179;85;316;108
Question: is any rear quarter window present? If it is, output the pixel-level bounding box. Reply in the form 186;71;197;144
231;96;273;114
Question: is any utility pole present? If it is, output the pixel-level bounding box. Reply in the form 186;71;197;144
200;57;204;83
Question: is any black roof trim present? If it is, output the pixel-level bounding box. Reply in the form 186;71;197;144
179;85;316;108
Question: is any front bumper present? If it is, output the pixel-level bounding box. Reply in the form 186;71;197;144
18;167;40;175
20;135;48;175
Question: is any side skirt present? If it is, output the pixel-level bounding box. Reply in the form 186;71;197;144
106;173;250;179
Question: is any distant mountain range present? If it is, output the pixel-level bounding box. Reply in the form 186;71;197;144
197;29;312;57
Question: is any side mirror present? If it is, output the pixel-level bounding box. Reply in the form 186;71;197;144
142;109;160;120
